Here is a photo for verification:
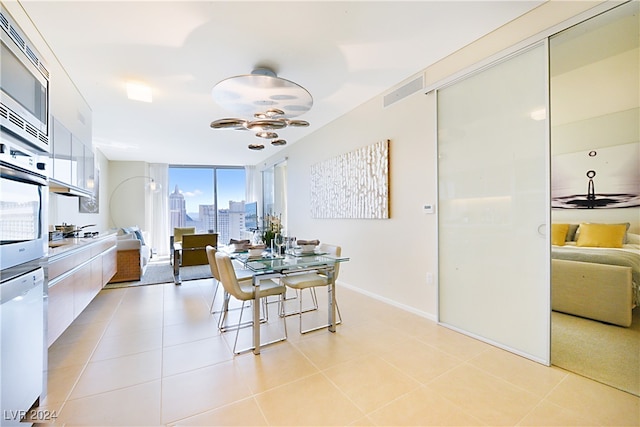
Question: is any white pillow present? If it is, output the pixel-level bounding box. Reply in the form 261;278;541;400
627;233;640;245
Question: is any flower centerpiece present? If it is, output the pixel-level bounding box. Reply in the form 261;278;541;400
261;213;282;247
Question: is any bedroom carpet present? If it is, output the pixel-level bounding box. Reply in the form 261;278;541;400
552;307;640;397
104;262;212;289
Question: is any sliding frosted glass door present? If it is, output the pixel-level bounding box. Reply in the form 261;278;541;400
437;43;550;363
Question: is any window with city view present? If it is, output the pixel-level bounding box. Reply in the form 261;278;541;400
168;166;248;244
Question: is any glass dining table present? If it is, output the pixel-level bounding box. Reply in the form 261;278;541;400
227;248;350;354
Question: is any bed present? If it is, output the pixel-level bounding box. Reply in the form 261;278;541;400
551;223;640;327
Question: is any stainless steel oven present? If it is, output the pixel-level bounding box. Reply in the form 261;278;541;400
0;132;48;270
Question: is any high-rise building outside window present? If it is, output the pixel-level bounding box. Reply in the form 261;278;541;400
168;166;247;244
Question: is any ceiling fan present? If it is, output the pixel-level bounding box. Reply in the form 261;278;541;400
210;67;312;150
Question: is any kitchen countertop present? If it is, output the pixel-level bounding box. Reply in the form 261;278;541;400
47;231;117;259
1;232;117;284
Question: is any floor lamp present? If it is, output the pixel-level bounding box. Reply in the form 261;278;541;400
108;176;162;230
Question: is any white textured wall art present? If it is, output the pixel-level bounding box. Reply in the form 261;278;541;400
310;139;389;219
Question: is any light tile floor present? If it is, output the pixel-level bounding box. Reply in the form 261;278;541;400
38;278;640;426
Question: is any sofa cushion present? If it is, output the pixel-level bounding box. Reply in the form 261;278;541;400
122;226;146;246
116;237;141;250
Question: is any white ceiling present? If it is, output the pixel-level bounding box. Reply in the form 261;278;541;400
18;1;543;166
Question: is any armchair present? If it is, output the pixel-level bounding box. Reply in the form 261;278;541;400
170;227;195;266
181;233;218;266
172;231;218;284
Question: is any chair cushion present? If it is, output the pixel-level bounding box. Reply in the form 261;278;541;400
282;273;328;289
255;280;287;298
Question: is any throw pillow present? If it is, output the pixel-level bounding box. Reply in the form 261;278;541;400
132;229;145;246
551;224;569;246
576;223;627;248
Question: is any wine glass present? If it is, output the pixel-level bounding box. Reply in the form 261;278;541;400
274;233;285;255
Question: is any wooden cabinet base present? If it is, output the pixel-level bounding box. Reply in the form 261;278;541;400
109;249;141;283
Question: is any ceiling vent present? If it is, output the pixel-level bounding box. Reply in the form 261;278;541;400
0;8;49;79
383;74;424;108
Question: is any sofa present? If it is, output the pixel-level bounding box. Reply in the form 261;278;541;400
109;227;151;283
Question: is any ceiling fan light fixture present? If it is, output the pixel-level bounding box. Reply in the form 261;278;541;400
285;119;310;127
210;67;312;150
256;131;278;139
254;108;284;119
245;119;287;131
210;118;247;129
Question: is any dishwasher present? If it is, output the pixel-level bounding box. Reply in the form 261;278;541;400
0;267;44;426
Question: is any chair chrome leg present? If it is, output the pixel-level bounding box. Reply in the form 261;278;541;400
280;293;288;340
298;288;342;335
231;294;288;355
219;299;268;333
232;301;248;354
280;287;320;317
209;279;220;314
218;292;231;330
299;289;304;334
310;287;319;310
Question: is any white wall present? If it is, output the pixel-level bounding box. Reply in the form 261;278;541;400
258;1;607;319
107;161;149;232
282;86;439;318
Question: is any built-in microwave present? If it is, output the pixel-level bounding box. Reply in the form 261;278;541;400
0;5;50;153
0;132;48;271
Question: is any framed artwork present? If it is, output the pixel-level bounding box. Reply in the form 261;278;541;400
551;142;639;209
310;139;389;219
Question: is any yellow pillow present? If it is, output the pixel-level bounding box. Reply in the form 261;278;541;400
576;223;627;248
551;224;569;246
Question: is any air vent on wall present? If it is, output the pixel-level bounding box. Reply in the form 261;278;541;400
9;26;24;49
0;9;48;79
1;101;49;146
0;12;8;30
383;74;425;108
8;110;24;128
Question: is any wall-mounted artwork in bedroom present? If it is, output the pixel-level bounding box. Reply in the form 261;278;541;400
551;142;640;209
310;139;389;219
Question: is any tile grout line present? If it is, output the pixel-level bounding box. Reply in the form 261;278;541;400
51;289;127;420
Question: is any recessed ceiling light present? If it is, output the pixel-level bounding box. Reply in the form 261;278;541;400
126;81;153;103
530;108;546;121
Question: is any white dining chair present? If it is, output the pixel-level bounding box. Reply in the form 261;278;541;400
280;243;343;334
215;251;287;354
206;245;264;331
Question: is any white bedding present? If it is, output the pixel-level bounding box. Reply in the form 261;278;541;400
551;242;640;306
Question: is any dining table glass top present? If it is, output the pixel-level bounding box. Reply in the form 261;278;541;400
224;247;349;273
